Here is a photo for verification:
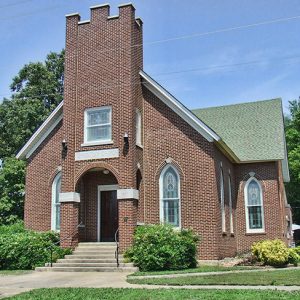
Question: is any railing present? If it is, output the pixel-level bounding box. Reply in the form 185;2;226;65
47;222;83;267
114;227;120;268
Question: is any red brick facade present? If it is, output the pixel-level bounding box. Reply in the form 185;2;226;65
22;4;291;260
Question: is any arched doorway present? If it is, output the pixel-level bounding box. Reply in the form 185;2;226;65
76;167;119;242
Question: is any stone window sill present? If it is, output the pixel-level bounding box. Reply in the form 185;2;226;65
81;140;113;147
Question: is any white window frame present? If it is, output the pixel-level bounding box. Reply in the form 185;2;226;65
220;167;226;233
51;172;61;231
136;109;142;147
228;173;234;234
244;177;265;233
159;164;181;229
83;106;112;146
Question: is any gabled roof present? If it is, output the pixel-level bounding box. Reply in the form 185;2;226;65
192;99;285;161
16;101;63;159
192;99;290;182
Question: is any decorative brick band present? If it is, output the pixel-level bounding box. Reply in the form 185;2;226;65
59;192;81;203
117;189;139;200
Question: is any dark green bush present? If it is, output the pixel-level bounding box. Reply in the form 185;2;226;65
125;224;199;271
0;223;72;270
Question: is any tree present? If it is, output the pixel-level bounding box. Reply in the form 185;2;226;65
0;50;64;160
0;50;64;225
285;98;300;224
0;158;26;224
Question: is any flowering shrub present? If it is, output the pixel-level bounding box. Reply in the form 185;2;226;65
124;224;199;271
251;239;300;267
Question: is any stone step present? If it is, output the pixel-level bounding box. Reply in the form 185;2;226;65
57;258;125;263
53;262;134;267
36;266;138;272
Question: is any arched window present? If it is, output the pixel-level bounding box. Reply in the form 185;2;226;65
228;174;234;234
220;167;225;232
244;177;264;233
160;165;180;227
51;172;61;231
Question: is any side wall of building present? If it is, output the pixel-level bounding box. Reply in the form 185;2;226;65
142;86;220;260
24;121;63;231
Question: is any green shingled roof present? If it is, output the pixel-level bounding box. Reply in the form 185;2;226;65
192;99;285;162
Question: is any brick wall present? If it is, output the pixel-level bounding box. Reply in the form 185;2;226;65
235;162;286;253
142;86;220;260
24;121;63;231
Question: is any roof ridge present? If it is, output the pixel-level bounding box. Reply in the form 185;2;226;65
192;98;282;112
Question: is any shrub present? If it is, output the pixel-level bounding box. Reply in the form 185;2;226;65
288;247;300;266
0;223;72;270
251;239;293;267
124;224;199;271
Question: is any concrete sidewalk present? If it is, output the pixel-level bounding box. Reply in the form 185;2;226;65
1;271;300;299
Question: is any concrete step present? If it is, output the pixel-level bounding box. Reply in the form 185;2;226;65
56;258;125;263
53;262;134;267
74;250;116;255
36;266;138;272
64;255;121;260
76;246;116;251
78;242;116;246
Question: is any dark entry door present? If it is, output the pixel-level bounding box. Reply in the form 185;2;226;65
100;190;118;242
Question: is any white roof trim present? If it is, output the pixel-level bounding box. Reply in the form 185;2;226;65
140;70;220;142
16;102;63;159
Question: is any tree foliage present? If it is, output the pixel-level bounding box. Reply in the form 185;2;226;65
0;50;64;225
0;158;26;224
285;98;300;224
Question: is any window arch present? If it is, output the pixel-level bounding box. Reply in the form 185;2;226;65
244;177;264;233
159;165;180;227
51;172;61;231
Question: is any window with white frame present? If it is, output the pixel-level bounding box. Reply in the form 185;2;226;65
136;109;142;146
160;165;180;227
228;174;234;234
244;177;264;233
51;172;61;231
220;167;226;232
84;106;112;144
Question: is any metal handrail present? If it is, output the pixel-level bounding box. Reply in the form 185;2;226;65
114;227;119;268
47;222;83;267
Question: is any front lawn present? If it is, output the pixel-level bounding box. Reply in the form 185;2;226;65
128;269;300;286
130;265;259;276
4;288;300;300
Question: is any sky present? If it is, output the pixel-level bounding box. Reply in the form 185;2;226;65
0;0;300;113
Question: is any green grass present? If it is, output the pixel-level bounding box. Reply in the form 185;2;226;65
0;270;33;276
130;265;259;276
128;269;300;286
4;288;300;300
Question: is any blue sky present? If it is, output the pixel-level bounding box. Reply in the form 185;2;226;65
0;0;300;113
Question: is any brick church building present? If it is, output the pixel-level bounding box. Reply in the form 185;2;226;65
16;3;292;260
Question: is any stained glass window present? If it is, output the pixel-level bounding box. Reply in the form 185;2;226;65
160;166;180;227
52;173;61;231
246;179;264;230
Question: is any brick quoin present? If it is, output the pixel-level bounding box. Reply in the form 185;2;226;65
22;3;291;259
